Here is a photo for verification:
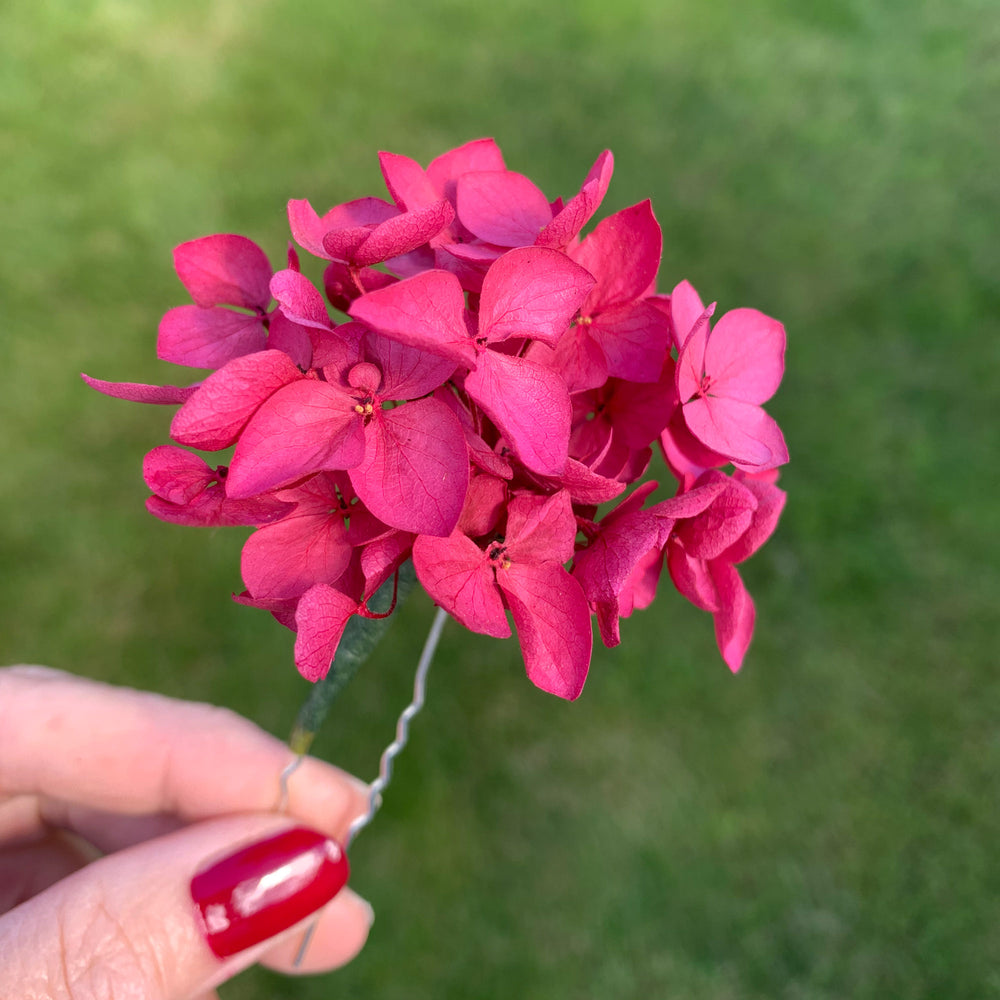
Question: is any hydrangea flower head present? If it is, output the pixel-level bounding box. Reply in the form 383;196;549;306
85;140;789;698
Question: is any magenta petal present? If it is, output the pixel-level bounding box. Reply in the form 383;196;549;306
465;350;571;476
535;149;614;250
354;200;455;266
270;269;332;331
173;235;272;311
573;508;660;613
718;478;787;564
675;303;716;402
294;584;361;681
323;224;379;262
528;325;608;393
709;561;755;672
669;280;707;351
589;301;672;383
683;395;789;470
157;305;267;369
81;373;198;405
146;489;293;528
674;476;758;561
379;150;438;210
265;311;314;369
241;510;350;600
287;199;336;259
666;541;719;612
505;491;577;566
143;445;213;504
226;380;365;498
170;349;303;450
349;269;476;366
497;562;592;701
349;398;468;537
365;332;456;401
658;477;723;516
323;260;397;312
456;170;553;246
477;247;595;346
413;532;510;638
427;138;506;197
556;459;627;505
457;474;508;538
704;308;786;404
573;200;661;313
360;531;415;600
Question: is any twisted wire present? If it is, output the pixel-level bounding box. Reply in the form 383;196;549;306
345;605;448;848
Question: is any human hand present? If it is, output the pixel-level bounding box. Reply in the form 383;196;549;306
0;665;374;999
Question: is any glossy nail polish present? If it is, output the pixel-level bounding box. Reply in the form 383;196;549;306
190;826;349;959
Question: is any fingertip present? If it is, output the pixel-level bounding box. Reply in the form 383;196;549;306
258;886;374;975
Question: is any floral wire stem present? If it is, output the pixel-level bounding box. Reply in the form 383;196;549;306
290;605;449;969
345;605;448;848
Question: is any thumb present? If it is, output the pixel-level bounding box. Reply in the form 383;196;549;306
0;815;371;999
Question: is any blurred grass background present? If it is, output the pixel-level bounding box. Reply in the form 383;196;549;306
2;0;998;996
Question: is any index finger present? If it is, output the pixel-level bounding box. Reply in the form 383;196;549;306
0;666;367;839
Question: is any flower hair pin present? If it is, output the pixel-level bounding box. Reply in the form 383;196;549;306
85;139;789;937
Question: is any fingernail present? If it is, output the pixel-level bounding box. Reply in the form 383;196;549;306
191;826;349;959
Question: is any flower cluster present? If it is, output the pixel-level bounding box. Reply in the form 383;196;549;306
86;139;788;700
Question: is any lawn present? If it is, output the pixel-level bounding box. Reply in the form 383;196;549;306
2;1;998;997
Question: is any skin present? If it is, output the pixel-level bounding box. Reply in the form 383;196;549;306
0;665;374;999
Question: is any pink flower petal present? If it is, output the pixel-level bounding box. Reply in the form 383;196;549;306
669;279;707;351
457;474;508;538
349;269;477;366
173;235;272;311
265;311;313;369
675;302;717;402
169;349;303;450
666;540;718;612
293;584;361;681
456;171;553;246
717;477;787;564
426;138;507;199
588;300;672;384
270;269;332;331
682;395;789;470
323;261;398;312
226;380;365;498
354;200;455;267
379;150;438;210
709;561;755;672
673;474;758;561
81;373;198;405
572;200;661;313
505;490;577;566
552;459;627;505
464;350;571;476
704;307;786;405
365;332;457;401
145;489;293;528
349;398;468;537
287;199;337;259
497;562;592;700
157;306;267;369
477;247;595;347
360;531;415;600
143;445;214;504
241;509;351;600
413;532;511;638
535;149;614;249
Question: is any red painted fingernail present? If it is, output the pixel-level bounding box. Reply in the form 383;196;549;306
190;826;349;959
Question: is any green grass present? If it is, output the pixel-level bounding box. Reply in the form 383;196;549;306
2;0;999;996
